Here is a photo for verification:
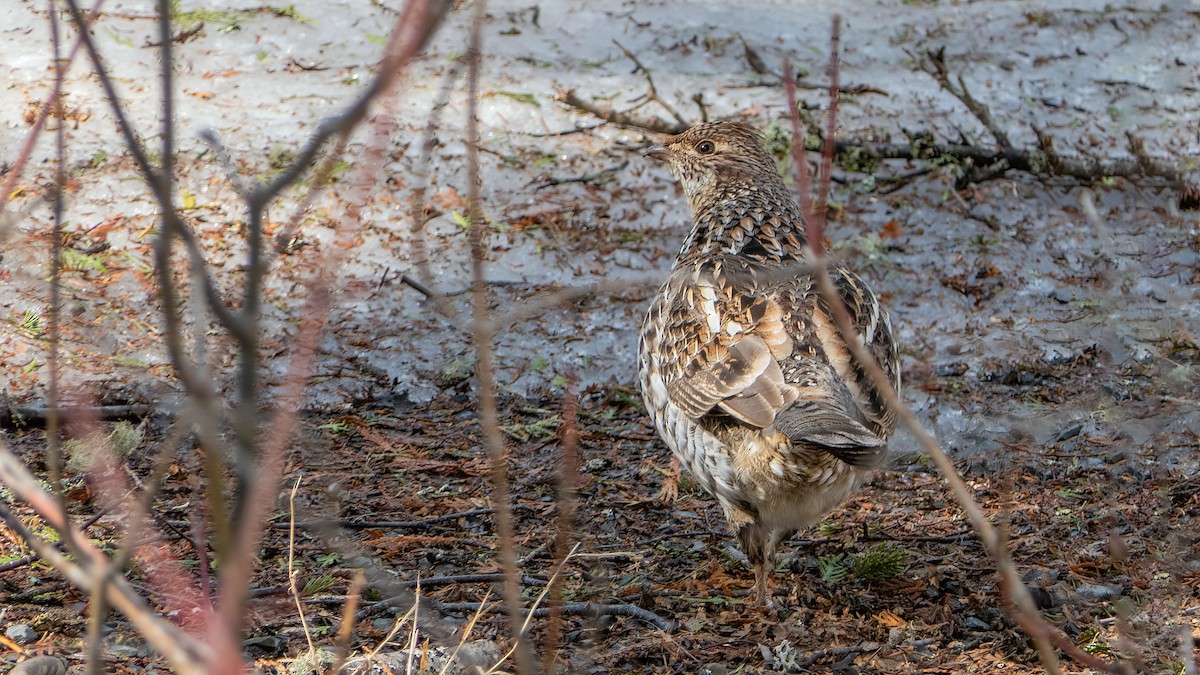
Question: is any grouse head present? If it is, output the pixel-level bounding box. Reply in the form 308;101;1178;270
645;120;783;214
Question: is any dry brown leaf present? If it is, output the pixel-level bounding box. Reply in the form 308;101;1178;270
875;609;906;628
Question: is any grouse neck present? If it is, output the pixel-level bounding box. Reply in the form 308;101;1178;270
679;182;810;263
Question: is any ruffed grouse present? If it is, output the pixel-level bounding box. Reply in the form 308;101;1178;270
638;120;900;606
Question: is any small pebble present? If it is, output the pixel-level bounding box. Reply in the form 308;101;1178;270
108;643;142;658
1052;424;1082;442
1075;583;1120;602
935;362;968;377
963;616;990;631
583;457;612;472
10;656;67;675
455;639;501;669
5;623;37;644
243;635;284;652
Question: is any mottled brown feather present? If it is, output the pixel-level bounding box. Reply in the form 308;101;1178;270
638;120;901;605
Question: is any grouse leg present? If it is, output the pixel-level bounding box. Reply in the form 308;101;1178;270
655;456;682;503
739;522;776;608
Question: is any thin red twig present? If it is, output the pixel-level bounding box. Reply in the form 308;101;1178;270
814;16;840;238
782;61;815;239
463;0;533;672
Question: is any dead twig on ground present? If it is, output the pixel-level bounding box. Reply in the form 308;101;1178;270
916;46;1196;203
534;160;629;189
554;88;686;135
919;47;1011;151
794;642;883;669
557;42;1194;205
5;404;152;426
553;39;695;135
271;506;499;530
436;600;673;632
612;40;689;130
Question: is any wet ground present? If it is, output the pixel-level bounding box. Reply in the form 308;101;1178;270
1;0;1198;672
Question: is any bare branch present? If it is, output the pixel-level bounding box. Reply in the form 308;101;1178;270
783;61;815;240
405;57;466;318
0;442;209;673
612;40;688;129
554;88;687;135
437;600;674;632
918;47;1011;150
464;0;534;671
541;374;582;672
787;16;1130;675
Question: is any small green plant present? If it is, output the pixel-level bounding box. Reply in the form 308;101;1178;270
168;0;243;30
108;421;143;456
65;422;142;473
501;416;562;441
674;472;704;497
111;355;151;369
852;543;909;581
833;232;889;267
60;249;107;275
817;553;848;583
269;4;315;23
317;420;352;434
817;522;840;537
19;308;43;335
762;122;791;162
1077;625;1113;655
495;91;539;106
104;27;135;47
435;356;474;388
315;552;340;568
301;574;336;596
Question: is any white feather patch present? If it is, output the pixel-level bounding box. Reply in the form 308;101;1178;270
698;282;721;334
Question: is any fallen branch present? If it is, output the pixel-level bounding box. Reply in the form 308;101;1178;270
533;160;629;189
4;404;152;426
555;46;1196;204
612;40;689;130
794;642;883;669
269;507;499;531
915;46;1196;202
436;600;673;632
919;46;1011;150
554;88;685;135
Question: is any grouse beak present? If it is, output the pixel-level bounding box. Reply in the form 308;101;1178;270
644;143;671;161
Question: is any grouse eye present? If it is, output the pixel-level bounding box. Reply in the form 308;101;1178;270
695;140;716;155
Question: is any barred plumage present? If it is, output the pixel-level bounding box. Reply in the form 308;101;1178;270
638;120;901;606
